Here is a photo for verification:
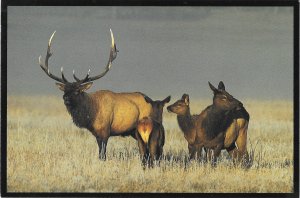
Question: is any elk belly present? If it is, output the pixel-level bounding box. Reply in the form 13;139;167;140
137;117;153;143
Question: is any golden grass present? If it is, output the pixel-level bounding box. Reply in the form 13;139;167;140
7;95;293;192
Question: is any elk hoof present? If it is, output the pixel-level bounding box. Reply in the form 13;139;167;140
99;155;107;161
211;161;218;168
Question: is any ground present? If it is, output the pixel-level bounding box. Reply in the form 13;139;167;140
7;95;293;192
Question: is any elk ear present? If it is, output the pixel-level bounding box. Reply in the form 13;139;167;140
208;82;219;94
144;95;153;104
55;82;65;91
162;96;171;104
218;81;225;90
79;82;93;92
182;94;189;105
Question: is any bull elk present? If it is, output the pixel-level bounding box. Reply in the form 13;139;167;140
167;81;250;167
38;30;152;160
136;95;171;167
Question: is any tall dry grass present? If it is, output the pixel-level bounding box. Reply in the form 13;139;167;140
7;95;293;192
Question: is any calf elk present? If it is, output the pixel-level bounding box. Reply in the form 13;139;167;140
167;81;250;167
39;30;152;160
136;95;171;167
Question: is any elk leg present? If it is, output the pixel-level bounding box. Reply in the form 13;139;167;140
136;131;148;167
139;142;148;167
235;122;250;167
157;129;165;160
157;146;163;161
96;137;108;161
226;143;238;164
195;145;203;162
202;148;208;162
149;140;159;168
155;143;163;162
188;144;197;160
211;145;222;167
202;148;212;163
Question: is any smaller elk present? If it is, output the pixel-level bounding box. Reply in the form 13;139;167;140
136;95;171;167
167;94;205;161
167;81;249;166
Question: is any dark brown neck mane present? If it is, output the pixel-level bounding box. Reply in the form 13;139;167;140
201;105;234;139
65;93;98;131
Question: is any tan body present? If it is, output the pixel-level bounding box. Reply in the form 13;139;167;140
90;90;152;136
58;90;152;160
82;90;152;160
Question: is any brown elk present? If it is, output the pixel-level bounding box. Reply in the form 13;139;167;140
136;95;171;167
38;30;152;160
167;81;250;167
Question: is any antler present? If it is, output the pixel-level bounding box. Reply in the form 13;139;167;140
73;29;118;83
39;31;69;83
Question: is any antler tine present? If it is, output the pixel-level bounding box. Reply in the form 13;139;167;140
61;67;69;83
39;31;68;84
84;69;91;81
73;70;81;82
78;29;118;84
73;69;91;83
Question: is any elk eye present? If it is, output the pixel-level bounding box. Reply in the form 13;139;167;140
221;96;227;100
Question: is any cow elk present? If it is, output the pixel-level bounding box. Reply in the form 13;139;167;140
167;81;250;167
136;95;171;168
39;30;152;160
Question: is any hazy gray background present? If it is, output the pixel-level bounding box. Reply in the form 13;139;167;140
7;7;293;100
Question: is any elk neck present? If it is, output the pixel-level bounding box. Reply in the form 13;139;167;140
201;105;233;139
150;111;162;124
65;92;97;131
177;108;195;135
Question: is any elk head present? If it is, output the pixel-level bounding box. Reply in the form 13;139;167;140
167;94;190;115
208;81;243;111
143;95;171;123
39;29;118;106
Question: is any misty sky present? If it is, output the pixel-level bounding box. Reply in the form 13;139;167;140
7;7;293;100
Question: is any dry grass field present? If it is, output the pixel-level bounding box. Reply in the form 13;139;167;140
7;95;293;193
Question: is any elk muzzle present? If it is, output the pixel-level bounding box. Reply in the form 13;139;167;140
167;104;183;114
167;105;173;113
235;101;243;110
63;95;72;106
